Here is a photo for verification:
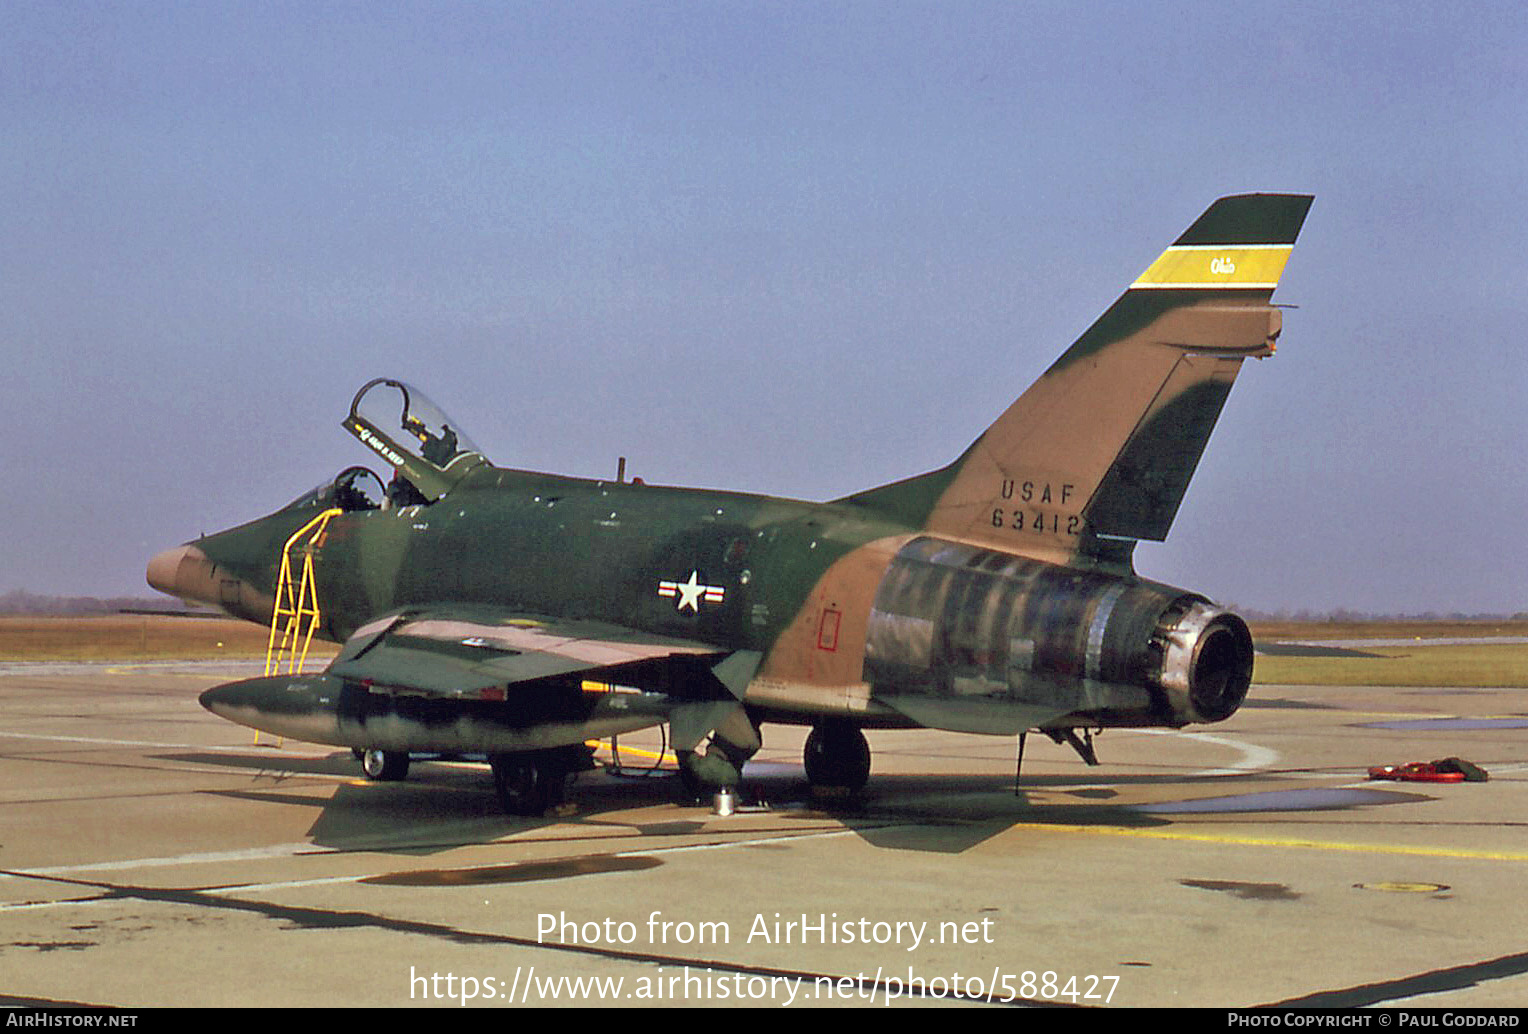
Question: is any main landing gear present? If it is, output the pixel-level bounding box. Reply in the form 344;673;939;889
489;745;596;817
676;709;762;801
356;744;595;817
675;718;872;799
803;718;871;792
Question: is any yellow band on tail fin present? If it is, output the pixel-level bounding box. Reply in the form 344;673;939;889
1131;244;1294;289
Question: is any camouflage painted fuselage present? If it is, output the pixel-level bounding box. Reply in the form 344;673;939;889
173;458;1247;736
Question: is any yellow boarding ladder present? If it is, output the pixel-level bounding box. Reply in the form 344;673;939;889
257;508;343;745
266;507;343;676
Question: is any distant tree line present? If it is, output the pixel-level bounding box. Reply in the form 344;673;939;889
0;590;206;616
1234;605;1528;623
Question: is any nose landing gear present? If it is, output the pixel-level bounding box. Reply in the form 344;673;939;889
360;748;410;781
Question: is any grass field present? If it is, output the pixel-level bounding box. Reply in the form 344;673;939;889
1248;619;1528;642
3;616;1525;687
1248;619;1528;688
0;615;337;662
1251;642;1528;688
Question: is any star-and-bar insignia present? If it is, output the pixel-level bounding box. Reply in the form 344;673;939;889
657;571;726;613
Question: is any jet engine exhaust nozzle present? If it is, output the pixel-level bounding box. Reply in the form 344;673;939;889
1155;602;1254;724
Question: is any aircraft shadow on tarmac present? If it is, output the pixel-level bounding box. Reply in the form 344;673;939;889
152;749;1439;858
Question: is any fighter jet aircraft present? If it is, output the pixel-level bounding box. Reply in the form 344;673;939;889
148;193;1312;815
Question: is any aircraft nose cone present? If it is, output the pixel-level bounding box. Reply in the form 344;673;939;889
199;679;266;719
146;543;218;606
198;680;240;718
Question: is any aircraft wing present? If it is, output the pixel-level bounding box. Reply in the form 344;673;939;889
201;606;764;758
324;606;749;700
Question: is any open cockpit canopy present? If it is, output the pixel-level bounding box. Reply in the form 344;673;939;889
343;379;489;502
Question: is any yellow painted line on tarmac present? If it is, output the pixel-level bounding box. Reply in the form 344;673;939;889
1021;823;1528;862
588;740;676;765
102;663;276;678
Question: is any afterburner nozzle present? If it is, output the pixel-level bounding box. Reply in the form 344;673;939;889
1154;601;1254;724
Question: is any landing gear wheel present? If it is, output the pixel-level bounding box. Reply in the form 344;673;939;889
361;748;410;781
490;751;569;817
803;720;871;791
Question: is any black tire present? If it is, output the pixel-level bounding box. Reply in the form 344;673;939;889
803;720;871;790
361;748;410;781
490;752;567;816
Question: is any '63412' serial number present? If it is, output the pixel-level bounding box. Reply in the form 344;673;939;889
991;509;1081;535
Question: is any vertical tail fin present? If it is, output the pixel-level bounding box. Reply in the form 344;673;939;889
844;193;1313;566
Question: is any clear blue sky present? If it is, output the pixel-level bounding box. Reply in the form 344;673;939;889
3;1;1524;614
